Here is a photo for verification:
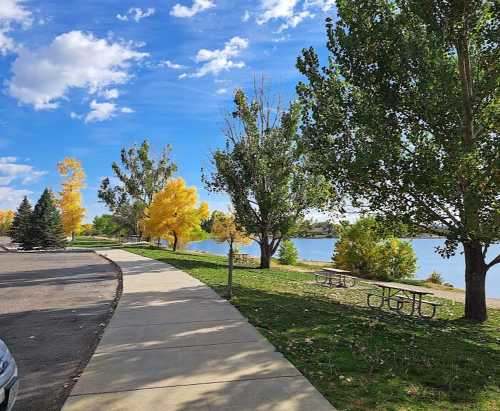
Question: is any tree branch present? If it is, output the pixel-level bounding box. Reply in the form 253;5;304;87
486;254;500;270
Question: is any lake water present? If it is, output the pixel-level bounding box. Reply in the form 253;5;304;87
187;238;500;298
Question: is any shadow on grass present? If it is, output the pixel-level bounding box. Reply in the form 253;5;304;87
125;246;500;410
231;288;499;410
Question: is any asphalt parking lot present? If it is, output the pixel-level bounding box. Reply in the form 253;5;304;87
0;250;119;411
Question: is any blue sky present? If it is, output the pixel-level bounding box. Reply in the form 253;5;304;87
0;0;336;222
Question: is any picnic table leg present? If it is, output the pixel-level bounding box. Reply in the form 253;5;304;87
387;290;402;311
367;288;385;308
418;299;437;319
407;294;417;316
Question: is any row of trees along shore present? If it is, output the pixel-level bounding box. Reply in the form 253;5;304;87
94;1;497;322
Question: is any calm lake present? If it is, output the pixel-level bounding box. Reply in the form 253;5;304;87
187;238;500;298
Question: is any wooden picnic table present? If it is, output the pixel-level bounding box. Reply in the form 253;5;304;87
233;253;250;262
314;267;357;288
366;283;441;318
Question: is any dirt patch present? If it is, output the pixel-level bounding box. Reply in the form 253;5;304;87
0;250;120;411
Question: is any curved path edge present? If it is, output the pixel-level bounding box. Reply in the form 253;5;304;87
62;249;336;411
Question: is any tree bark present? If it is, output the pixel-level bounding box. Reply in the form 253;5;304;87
464;241;488;322
227;239;234;299
259;240;272;269
456;18;488;322
173;232;178;252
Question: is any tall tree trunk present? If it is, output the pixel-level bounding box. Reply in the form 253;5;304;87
173;232;178;252
464;241;487;322
71;232;76;241
457;19;487;322
259;240;272;269
227;239;234;299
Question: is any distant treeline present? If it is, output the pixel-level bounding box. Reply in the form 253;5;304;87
292;218;446;239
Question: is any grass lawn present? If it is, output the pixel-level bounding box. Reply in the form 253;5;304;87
70;236;123;248
125;246;500;411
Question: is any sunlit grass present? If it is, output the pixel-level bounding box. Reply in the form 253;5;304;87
124;246;500;411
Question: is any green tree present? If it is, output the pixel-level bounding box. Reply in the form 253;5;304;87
278;240;299;265
333;217;417;280
92;215;122;236
9;197;33;249
31;189;67;249
297;1;499;321
204;83;328;268
98;140;177;236
333;218;382;278
374;238;417;281
211;212;251;298
201;210;224;234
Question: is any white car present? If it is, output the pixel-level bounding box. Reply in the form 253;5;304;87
0;339;18;411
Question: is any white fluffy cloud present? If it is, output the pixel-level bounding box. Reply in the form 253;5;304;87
116;7;155;22
0;186;31;209
0;0;32;55
100;88;120;99
242;10;251;22
7;31;148;110
0;157;47;186
84;100;134;123
170;0;215;18
257;0;299;25
257;0;334;31
277;10;312;31
305;0;335;12
187;36;248;78
161;60;185;70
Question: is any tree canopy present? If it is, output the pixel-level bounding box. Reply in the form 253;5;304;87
99;139;177;236
204;83;329;268
0;210;14;236
211;211;252;298
31;189;67;249
142;178;209;251
297;0;499;321
58;157;86;239
9;198;32;249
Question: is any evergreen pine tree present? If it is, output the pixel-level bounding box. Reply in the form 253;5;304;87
9;196;34;249
31;189;67;249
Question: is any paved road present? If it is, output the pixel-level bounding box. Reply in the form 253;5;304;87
0;250;118;411
63;249;335;411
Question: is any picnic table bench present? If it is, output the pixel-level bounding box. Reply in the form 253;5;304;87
366;283;441;319
314;268;358;288
233;253;251;263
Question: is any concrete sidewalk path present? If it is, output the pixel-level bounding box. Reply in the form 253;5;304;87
63;249;335;411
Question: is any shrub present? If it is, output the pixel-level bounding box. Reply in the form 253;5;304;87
333;217;383;279
426;271;443;284
373;238;417;280
333;217;417;280
279;240;299;265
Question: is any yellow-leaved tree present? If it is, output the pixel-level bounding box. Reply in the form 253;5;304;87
0;210;15;236
142;178;209;251
211;212;251;298
58;157;86;240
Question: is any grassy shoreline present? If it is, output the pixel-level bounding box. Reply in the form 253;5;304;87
124;245;499;411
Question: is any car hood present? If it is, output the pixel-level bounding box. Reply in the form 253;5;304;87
0;339;16;388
